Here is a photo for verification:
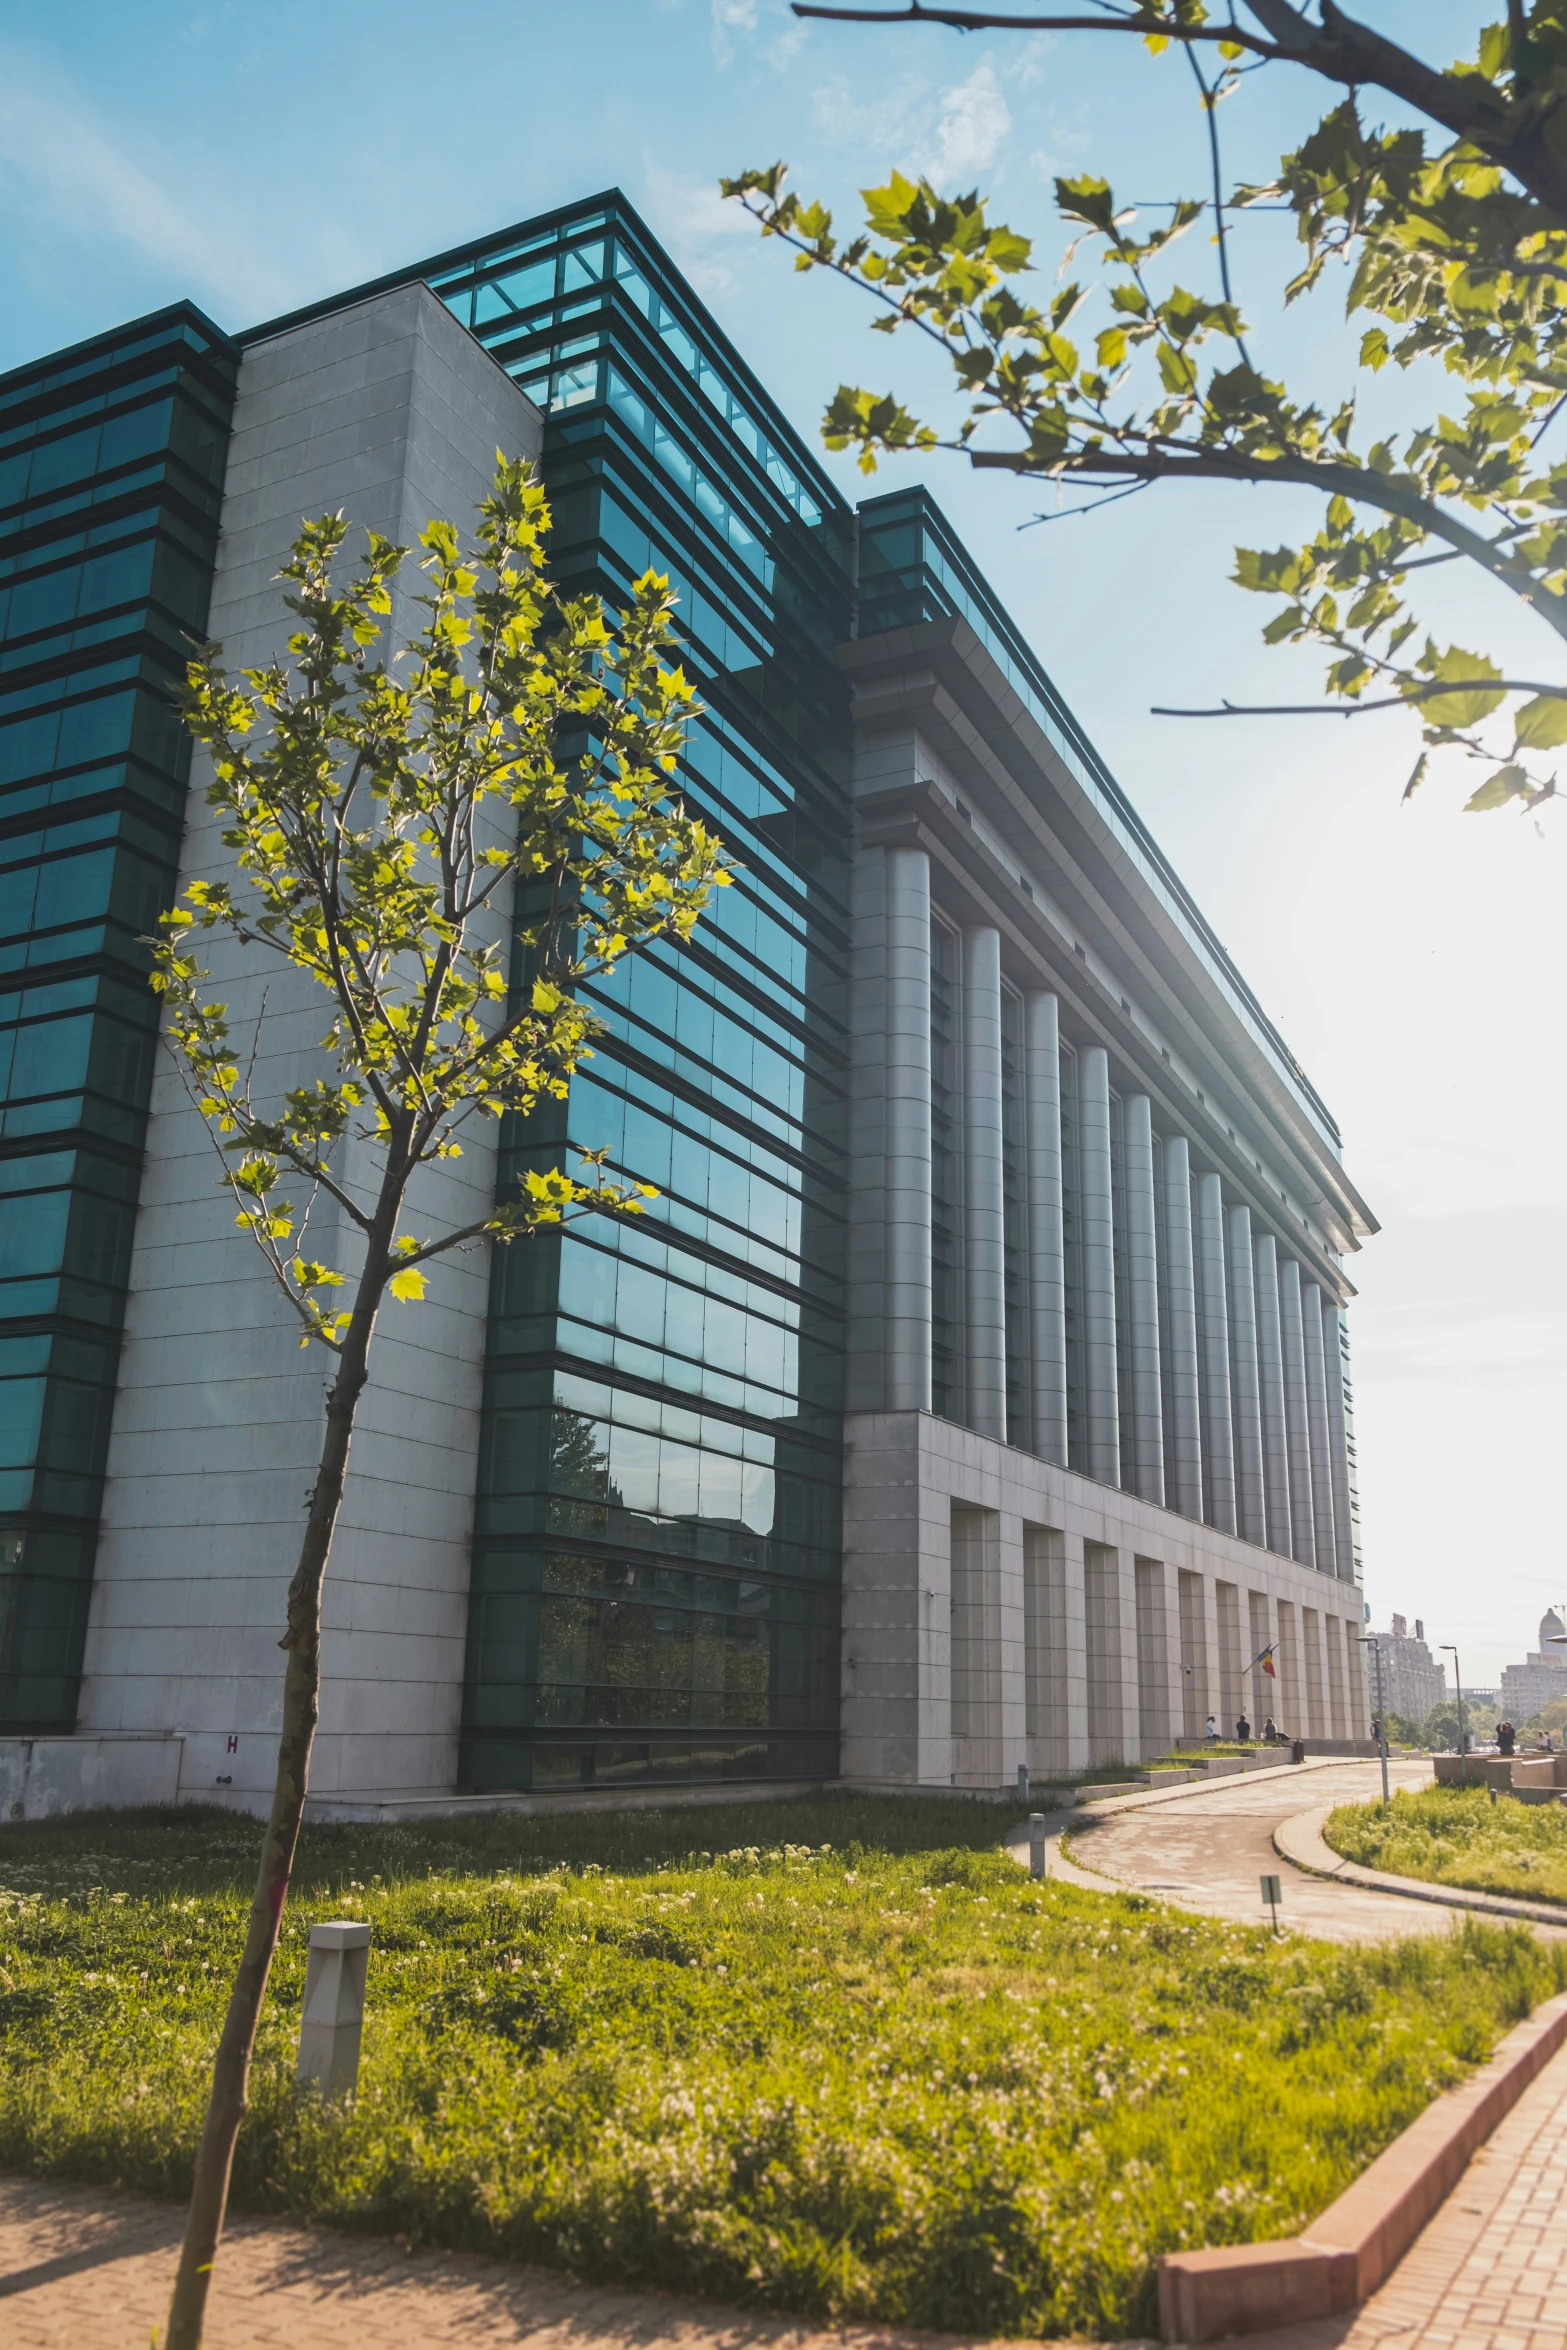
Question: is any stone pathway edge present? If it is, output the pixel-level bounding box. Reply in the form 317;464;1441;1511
1157;1988;1567;2345
1274;1802;1567;1929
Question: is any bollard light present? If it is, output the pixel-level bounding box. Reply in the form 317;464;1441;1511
1017;1761;1030;1804
1029;1812;1048;1881
298;1919;371;2097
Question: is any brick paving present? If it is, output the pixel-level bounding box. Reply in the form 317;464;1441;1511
1216;2028;1567;2349
0;2174;1146;2349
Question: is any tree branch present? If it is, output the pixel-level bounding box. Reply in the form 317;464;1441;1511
789;5;1281;58
966;445;1567;641
791;0;1567;223
1152;680;1565;717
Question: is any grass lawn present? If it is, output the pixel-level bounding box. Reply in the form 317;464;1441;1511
1327;1785;1567;1908
1;1791;1562;2340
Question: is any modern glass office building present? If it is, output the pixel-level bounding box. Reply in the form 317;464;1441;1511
0;311;236;1726
0;194;1378;1818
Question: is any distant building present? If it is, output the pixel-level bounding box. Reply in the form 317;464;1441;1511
1500;1614;1567;1724
1370;1616;1445;1724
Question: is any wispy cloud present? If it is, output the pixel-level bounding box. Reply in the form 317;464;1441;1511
711;0;761;68
811;56;1013;186
639;155;762;297
0;47;293;317
924;61;1012;184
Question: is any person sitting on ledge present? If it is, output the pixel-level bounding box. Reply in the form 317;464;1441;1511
1235;1712;1252;1744
1261;1715;1279;1743
1205;1713;1219;1740
1497;1720;1516;1757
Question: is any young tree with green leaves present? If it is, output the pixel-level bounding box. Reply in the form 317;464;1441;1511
157;457;726;2350
727;2;1567;814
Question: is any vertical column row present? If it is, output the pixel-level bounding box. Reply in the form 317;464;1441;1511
1162;1135;1204;1519
1227;1206;1265;1547
884;846;933;1414
1253;1232;1292;1557
1194;1172;1236;1536
1122;1095;1165;1506
870;876;1359;1589
1025;992;1068;1466
1078;1046;1121;1487
962;926;1007;1442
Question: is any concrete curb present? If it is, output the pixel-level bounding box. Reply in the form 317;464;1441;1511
1157;1989;1567;2343
1274;1803;1567;1929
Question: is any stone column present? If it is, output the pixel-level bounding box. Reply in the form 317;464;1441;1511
1161;1134;1203;1519
1226;1204;1265;1546
1277;1255;1317;1568
885;846;933;1413
1322;1297;1358;1584
962;926;1007;1442
1025;991;1068;1466
1077;1045;1120;1486
1253;1232;1292;1557
1301;1278;1340;1580
998;1513;1027;1786
1194;1170;1236;1536
1122;1094;1165;1505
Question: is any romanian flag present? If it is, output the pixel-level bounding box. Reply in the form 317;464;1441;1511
1250;1643;1278;1680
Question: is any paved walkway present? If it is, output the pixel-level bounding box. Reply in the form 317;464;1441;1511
0;2175;1143;2349
1035;1758;1552;1943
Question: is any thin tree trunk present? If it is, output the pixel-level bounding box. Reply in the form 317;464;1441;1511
163;1197;400;2350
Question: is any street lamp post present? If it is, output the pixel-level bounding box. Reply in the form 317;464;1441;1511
1359;1635;1391;1807
1440;1645;1467;1785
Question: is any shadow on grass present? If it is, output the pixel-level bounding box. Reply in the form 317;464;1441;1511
0;1788;1031;1898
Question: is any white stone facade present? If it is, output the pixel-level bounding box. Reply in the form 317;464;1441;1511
75;285;542;1810
842;1411;1367;1782
838;618;1373;1787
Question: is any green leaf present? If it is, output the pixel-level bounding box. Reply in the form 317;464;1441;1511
388;1265;428;1303
1401;752;1428;803
1054;175;1118;236
1512;693;1567;751
1261;606;1305;645
1463;764;1531;812
861;172;920;239
1411;646;1506;729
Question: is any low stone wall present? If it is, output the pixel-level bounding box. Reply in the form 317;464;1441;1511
0;1735;183;1822
1433;1752;1567;1793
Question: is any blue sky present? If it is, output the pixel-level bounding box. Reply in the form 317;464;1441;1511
3;1;1558;1684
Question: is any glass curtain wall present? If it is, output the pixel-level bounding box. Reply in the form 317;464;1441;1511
0;306;236;1726
431;199;852;1790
